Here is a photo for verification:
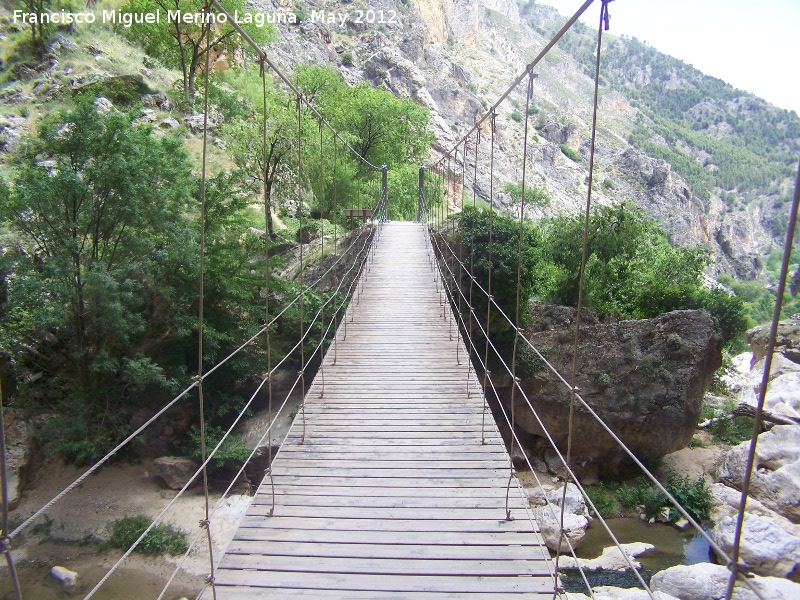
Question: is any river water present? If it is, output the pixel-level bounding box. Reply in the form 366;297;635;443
0;564;199;600
561;517;713;592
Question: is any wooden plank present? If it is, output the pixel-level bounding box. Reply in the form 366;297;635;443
249;495;528;509
243;506;533;521
210;589;544;599
255;486;521;499
224;540;542;560
238;516;534;532
230;527;546;546
213;571;554;594
218;554;547;576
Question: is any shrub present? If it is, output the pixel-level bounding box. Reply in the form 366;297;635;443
510;110;523;122
585;482;616;517
341;51;354;67
666;333;683;351
596;372;611;387
664;470;711;523
184;426;251;474
559;144;581;162
105;516;188;556
503;182;550;208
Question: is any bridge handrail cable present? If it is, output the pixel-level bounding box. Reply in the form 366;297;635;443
419;0;775;593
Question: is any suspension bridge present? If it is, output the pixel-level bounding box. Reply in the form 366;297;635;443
210;222;556;597
2;0;797;598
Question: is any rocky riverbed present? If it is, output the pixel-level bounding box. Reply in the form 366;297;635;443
549;315;800;599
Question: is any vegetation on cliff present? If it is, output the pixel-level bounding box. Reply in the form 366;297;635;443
457;203;748;348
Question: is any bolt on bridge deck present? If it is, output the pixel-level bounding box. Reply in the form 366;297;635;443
211;222;557;598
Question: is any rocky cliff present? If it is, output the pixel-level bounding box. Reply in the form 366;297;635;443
260;0;797;281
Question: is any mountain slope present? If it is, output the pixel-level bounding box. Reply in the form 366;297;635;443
263;0;798;280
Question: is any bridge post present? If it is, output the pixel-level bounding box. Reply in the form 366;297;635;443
381;164;388;223
418;165;425;222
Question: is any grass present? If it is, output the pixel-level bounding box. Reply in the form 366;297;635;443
584;470;711;523
103;515;188;556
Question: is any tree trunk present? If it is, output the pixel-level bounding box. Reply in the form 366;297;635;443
698;402;800;430
265;183;274;238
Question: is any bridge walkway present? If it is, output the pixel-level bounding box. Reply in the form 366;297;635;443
212;222;556;598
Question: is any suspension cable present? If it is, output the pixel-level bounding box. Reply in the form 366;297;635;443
427;223;594;597
196;7;217;595
724;162;800;599
466;128;479;398
261;58;276;518
429;217;768;599
557;0;609;581
481;111;496;446
119;220;378;600
504;70;535;521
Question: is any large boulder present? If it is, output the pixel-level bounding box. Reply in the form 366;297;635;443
651;562;800;599
493;306;721;477
531;505;589;552
712;514;800;579
531;482;591;551
717;425;800;523
557;542;654;571
747;313;800;365
152;456;199;490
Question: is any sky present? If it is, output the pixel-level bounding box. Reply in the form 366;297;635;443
541;0;800;114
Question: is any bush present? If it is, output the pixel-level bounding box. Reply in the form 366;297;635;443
559;144;581;162
184;426;251;474
510;110;523;122
585;482;616;517
664;470;711;523
502;182;550;208
588;471;711;523
341;51;354;66
105;516;188;556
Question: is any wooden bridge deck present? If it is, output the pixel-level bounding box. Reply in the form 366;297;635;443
212;222;557;598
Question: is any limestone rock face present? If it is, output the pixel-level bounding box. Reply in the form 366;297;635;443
712;514;800;579
709;482;800;538
2;408;32;511
747;314;800;365
493;306;721;477
717;425;800;523
152;456;199;490
651;562;800;599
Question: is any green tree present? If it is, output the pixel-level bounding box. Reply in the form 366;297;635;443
0;100;194;456
537;202;747;347
222;89;297;237
296;66;433;169
118;0;275;100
